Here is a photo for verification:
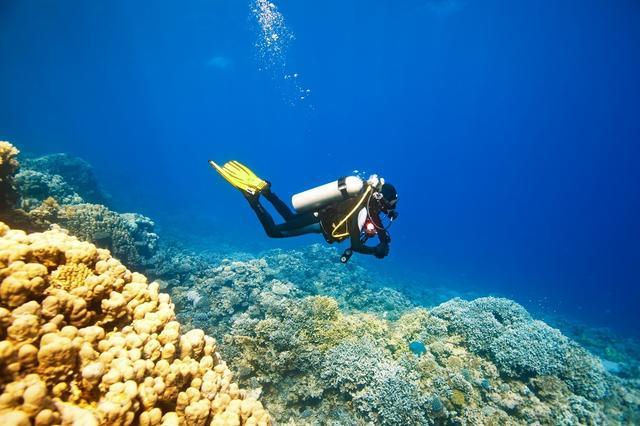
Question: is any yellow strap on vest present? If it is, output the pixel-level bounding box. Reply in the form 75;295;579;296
331;186;372;239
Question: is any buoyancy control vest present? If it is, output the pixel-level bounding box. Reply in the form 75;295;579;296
316;185;373;243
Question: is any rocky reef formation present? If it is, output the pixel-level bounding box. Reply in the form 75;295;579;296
0;142;157;269
0;221;270;425
169;252;640;425
17;153;109;208
27;200;159;268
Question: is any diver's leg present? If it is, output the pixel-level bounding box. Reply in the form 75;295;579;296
247;197;321;238
246;198;286;238
263;188;295;221
274;212;322;237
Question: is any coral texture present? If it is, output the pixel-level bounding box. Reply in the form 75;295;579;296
15;169;84;209
21;200;159;270
0;142;20;211
431;297;610;399
20;153;108;205
0;142;158;269
169;251;640;425
0;222;270;425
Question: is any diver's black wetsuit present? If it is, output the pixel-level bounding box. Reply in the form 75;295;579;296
247;188;390;258
247;189;322;237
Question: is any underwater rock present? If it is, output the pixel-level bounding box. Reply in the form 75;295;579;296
21;153;108;205
0;221;270;425
601;358;623;374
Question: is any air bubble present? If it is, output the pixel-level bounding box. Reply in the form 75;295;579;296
252;0;312;107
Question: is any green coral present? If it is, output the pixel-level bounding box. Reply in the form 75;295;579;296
450;388;466;407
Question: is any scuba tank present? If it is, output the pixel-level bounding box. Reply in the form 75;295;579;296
291;176;364;213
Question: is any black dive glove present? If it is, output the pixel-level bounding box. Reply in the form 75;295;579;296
374;243;389;259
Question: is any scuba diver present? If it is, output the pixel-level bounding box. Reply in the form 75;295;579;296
209;160;399;262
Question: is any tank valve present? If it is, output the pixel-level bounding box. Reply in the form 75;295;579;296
340;249;354;263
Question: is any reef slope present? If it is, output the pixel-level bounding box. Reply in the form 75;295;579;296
0;221;270;425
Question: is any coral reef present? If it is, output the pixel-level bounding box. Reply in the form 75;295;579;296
0;142;20;212
18;200;159;270
2;140;639;425
15;169;84;209
0;142;158;269
431;297;610;400
0;221;270;425
322;339;429;425
169;253;640;424
20;153;108;205
168;249;414;343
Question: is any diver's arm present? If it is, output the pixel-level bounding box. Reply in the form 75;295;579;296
348;215;390;258
349;230;376;255
371;214;391;258
373;213;392;245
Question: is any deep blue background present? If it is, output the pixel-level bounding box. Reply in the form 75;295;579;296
1;0;639;335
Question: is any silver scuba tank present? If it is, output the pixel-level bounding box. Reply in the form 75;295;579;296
291;176;364;213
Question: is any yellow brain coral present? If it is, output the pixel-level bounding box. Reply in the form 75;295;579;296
0;222;270;426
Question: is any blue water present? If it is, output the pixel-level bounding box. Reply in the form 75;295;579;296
1;0;639;335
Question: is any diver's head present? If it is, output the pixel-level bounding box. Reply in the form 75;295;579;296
376;183;398;216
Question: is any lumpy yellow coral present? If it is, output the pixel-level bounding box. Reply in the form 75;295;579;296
50;263;93;291
0;222;270;425
0;142;20;212
0;141;19;174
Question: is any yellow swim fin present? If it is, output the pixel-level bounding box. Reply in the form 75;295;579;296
208;160;268;196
